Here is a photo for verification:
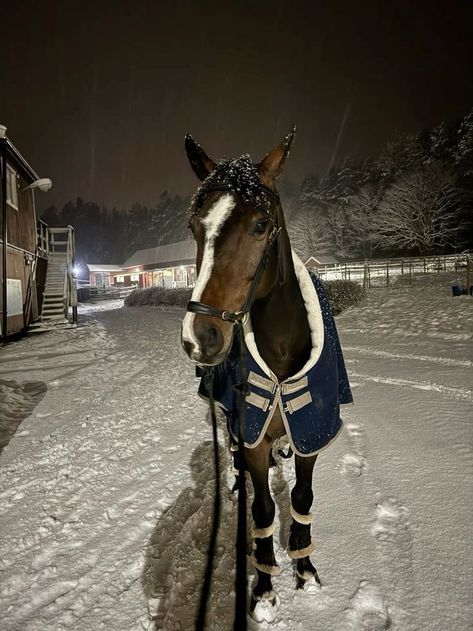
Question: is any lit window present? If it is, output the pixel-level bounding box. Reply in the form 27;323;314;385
6;165;19;210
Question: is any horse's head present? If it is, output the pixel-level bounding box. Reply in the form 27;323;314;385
181;128;295;365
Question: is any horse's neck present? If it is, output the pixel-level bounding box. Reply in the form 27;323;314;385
251;239;312;382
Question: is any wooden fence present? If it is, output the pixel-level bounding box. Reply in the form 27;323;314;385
316;254;471;289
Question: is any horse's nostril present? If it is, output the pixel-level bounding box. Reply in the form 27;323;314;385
196;325;224;357
204;326;223;350
182;340;194;357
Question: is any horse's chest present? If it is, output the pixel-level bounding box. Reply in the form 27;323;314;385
264;409;286;443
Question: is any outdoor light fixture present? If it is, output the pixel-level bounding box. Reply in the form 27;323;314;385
24;178;53;192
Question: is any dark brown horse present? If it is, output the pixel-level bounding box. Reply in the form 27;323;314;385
181;129;344;621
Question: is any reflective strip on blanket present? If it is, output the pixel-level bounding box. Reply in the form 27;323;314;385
285;391;312;414
246;391;271;412
248;371;277;393
281;376;308;395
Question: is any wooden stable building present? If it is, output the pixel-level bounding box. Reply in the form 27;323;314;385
119;240;197;289
87;264;124;288
0;125;77;341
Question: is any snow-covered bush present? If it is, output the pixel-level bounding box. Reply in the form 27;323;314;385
323;280;365;315
125;281;363;315
124;286;192;308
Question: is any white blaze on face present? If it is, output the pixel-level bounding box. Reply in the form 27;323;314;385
182;193;236;353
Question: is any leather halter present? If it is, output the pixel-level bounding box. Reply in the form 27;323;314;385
187;183;281;323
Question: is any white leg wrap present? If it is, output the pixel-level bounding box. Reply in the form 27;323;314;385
290;505;313;525
252;521;275;539
251;556;281;576
287;542;316;559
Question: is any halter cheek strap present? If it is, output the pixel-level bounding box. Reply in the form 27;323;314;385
187;224;281;323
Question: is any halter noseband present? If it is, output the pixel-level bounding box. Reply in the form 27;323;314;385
186;183;281;323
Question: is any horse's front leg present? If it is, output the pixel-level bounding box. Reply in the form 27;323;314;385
289;454;321;588
245;440;280;620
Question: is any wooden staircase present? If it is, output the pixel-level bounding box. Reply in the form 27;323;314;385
39;226;77;323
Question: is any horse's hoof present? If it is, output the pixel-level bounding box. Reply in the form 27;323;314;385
296;568;322;592
250;592;280;623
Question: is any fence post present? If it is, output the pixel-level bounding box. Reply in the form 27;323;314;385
444;256;447;271
401;258;404;274
368;262;371;288
437;257;440;274
409;261;412;284
344;261;347;279
423;258;426;274
363;263;368;291
386;260;389;287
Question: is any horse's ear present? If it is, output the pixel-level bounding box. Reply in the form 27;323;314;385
258;125;296;188
184;134;216;181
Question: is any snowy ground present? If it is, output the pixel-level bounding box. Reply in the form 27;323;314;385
0;274;472;630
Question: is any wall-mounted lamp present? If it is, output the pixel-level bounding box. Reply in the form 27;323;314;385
24;178;53;192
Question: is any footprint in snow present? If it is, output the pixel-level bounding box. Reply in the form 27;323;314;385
341;453;366;477
346;580;392;630
346;423;363;438
372;500;407;543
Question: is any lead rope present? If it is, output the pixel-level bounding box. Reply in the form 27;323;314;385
195;368;221;631
234;321;248;630
195;323;248;631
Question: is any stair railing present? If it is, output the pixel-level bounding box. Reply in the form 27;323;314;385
44;226;77;322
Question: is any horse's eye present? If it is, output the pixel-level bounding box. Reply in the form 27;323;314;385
253;220;268;236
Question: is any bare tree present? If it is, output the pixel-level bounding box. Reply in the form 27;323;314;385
375;164;463;254
288;209;333;261
326;203;351;259
344;184;382;258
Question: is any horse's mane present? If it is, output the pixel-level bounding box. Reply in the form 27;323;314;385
188;155;273;216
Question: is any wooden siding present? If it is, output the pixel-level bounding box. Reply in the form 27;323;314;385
0;169;37;254
0;245;36;335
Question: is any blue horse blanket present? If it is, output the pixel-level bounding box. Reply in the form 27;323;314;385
198;253;353;457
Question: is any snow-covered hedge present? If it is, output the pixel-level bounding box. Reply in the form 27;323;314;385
323;279;365;315
124;280;364;314
124;286;192;308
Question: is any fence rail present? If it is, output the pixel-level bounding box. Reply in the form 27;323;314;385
316;254;470;288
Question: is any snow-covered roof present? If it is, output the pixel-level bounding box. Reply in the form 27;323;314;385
122;240;197;269
87;264;123;273
305;255;339;266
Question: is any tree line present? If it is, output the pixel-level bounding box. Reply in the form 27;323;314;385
41;108;473;267
289;108;473;260
41;192;189;267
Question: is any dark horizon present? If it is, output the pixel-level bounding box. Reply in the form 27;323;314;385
2;0;473;211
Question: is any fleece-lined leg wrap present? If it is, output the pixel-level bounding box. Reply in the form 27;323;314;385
287;542;316;559
251;557;281;575
290;505;313;525
252;521;275;539
252;534;280;575
288;520;315;559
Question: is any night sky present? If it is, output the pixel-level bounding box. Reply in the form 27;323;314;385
2;0;472;211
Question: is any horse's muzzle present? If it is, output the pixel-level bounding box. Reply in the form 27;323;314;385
181;322;227;365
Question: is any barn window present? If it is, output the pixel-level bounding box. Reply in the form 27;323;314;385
6;165;19;210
